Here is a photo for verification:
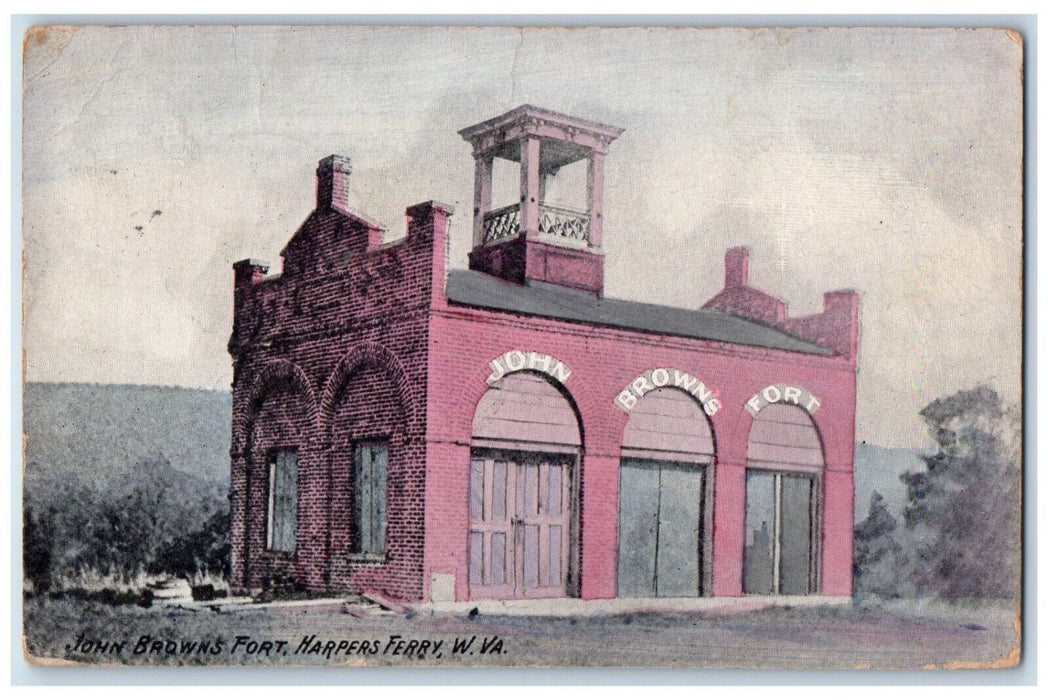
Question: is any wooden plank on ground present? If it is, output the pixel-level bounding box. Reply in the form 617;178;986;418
362;590;409;614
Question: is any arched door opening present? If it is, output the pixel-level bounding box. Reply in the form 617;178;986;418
743;402;824;596
617;387;715;598
469;372;581;600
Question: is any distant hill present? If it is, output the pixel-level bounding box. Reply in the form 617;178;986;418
853;442;922;523
23;382;232;488
22;382;922;522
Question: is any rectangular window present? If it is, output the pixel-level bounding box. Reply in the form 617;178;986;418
267;451;298;552
355;443;388;556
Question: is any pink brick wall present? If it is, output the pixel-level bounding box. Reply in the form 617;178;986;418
424;304;857;600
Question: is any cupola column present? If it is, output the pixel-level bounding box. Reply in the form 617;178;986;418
519;136;542;239
587;152;606;249
472;153;494;247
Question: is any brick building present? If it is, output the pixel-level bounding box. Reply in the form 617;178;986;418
228;105;859;603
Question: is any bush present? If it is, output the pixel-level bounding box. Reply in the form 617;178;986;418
152;510;231;581
23;453;230;594
23;504;54;594
853;492;913;598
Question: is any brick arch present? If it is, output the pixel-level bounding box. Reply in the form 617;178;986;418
232;359;319;454
318;342;415;445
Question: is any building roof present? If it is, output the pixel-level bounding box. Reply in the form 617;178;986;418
445;269;835;357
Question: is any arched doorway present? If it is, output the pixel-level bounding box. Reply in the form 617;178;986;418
617;387;715;598
469;372;581;599
743;402;824;595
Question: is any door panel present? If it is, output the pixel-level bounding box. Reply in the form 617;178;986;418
779;475;813;595
520;456;572;598
490;531;507;586
468;457;516;598
617;460;660;597
743;471;815;595
492;461;508;520
549;525;562;585
523;525;539;588
469;531;483;587
655;463;703;597
743;471;776;595
470;460;484;521
617;458;704;598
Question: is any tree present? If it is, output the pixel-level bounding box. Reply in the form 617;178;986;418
853;492;911;598
900;385;1021;599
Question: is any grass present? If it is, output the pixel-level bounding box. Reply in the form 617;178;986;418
32;568;230;595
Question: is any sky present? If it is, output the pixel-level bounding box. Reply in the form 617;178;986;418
21;25;1023;449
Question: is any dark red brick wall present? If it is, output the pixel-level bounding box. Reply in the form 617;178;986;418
326;360;423;596
229;197;451;601
243;377;314;589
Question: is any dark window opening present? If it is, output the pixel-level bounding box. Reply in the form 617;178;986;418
743;471;815;595
267;451;298;552
354;443;388;556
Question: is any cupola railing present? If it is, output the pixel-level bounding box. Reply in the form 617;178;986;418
482;202;590;245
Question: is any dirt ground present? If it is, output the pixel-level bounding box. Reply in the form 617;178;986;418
22;596;1020;670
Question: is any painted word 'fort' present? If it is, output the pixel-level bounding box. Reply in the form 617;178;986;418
228;105;859;603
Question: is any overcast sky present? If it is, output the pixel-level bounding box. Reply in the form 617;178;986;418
22;25;1022;448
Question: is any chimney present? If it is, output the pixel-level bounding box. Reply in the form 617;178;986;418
316;154;352;211
406;200;455;240
725;246;750;287
233;258;269;288
406;201;456;309
822;289;861;359
230;259;269;353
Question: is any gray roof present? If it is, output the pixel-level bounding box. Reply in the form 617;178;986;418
445;269;835;356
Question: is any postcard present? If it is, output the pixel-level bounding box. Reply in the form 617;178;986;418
21;24;1023;669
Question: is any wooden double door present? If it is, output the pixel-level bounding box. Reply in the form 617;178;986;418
617;458;706;598
468;450;574;599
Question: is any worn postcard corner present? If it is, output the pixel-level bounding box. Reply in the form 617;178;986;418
20;24;1023;671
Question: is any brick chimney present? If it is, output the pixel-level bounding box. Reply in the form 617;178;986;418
405;201;456;309
230;259;270;356
406;200;455;241
725;246;749;287
316;154;352;211
233;258;269;289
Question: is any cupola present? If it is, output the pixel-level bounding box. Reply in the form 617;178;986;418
459;105;623;296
